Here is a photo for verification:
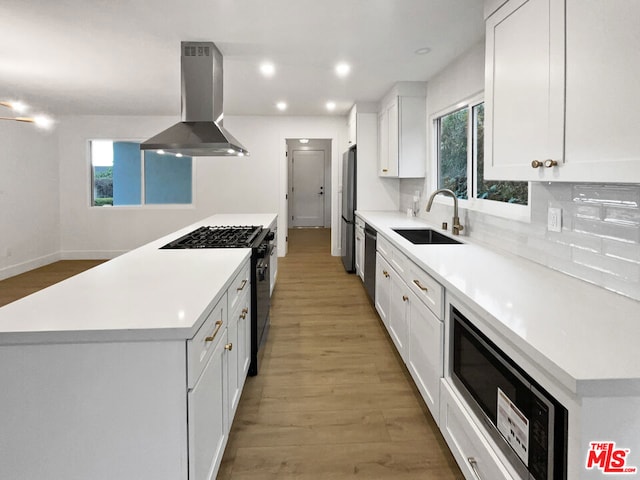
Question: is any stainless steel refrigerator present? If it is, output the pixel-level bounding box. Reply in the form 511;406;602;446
341;146;356;272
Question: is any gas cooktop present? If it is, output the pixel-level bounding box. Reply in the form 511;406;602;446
160;225;263;249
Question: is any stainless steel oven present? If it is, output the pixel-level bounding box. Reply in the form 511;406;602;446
450;306;568;480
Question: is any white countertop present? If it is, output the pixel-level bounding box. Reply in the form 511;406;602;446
357;211;640;396
0;213;276;345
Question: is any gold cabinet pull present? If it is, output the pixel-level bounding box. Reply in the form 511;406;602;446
413;279;428;292
544;159;558;168
383;270;390;278
402;295;409;302
240;307;248;320
382;168;388;172
225;343;233;351
205;320;223;342
531;160;543;168
236;279;248;291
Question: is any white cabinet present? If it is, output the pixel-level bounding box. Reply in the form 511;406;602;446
269;226;278;296
440;380;517;480
377;83;426;178
485;0;640;183
347;105;357;147
388;269;410;363
374;231;444;420
188;328;228;480
484;0;564;182
408;292;443;420
355;217;365;281
375;253;391;330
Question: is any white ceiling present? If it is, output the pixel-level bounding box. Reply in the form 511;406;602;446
1;0;485;118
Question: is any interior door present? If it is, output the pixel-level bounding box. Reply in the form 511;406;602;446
291;150;325;227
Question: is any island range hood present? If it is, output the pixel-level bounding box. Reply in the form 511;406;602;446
141;41;249;157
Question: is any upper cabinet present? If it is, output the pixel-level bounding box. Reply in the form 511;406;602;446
484;0;640;183
378;82;427;178
347;105;357;147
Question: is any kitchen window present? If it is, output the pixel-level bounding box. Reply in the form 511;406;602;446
90;140;193;207
433;96;529;219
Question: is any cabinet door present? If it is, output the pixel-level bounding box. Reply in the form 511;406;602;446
237;293;251;385
374;253;391;330
388;272;410;363
378;110;390;176
408;292;443;421
387;101;399;177
564;0;640;183
188;331;228;480
484;0;565;181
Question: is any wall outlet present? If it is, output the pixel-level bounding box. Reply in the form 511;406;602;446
548;207;562;232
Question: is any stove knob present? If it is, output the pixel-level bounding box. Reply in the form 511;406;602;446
266;231;275;241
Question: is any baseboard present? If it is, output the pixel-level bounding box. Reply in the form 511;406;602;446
0;252;61;281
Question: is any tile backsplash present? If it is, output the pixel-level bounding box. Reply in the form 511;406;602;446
401;180;640;301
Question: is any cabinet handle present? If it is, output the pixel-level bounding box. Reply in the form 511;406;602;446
531;160;543;168
467;457;483;480
205;320;223;342
402;295;409;302
383;270;390;278
413;279;428;292
240;307;249;319
236;279;248;291
382;168;388;173
544;159;558;168
225;343;233;351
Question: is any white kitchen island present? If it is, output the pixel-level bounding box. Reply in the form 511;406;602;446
357;210;640;480
0;213;276;480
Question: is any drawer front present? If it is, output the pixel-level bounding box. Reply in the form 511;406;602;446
407;262;444;319
440;380;516;480
229;262;251;314
188;294;227;389
377;235;408;277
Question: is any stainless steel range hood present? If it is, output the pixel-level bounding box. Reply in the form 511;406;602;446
141;42;248;157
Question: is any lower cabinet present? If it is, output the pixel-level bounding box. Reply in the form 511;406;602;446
407;290;443;420
355;223;365;281
375;237;444;421
375;253;392;329
227;288;251;418
440;379;516;480
188;329;229;480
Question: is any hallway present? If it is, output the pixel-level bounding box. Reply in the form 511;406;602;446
218;228;463;479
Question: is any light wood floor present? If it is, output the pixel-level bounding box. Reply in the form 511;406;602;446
0;260;106;308
0;233;463;479
218;228;463;479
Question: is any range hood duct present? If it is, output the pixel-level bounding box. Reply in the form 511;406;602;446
141;42;248;157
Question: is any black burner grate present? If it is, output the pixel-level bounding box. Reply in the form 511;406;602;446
161;225;262;249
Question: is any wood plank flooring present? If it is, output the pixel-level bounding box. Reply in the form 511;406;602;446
0;260;106;308
219;228;463;479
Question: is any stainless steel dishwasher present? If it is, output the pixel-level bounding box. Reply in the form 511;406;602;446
364;224;376;301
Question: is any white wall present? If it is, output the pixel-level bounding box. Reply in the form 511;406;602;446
0;122;60;279
58;114;347;258
400;40;640;302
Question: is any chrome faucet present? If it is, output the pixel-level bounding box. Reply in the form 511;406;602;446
425;188;464;235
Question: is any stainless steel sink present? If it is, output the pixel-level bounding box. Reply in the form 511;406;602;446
392;228;462;245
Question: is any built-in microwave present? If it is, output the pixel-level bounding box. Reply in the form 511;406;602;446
450;306;568;480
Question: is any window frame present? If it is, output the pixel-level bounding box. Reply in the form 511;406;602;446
88;138;196;209
429;93;531;222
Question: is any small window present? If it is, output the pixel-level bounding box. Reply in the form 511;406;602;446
90;140;193;207
435;100;528;206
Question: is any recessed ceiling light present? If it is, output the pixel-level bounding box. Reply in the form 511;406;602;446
260;62;275;77
299;138;309;144
227;149;235;154
335;62;351;77
414;47;432;55
326;101;336;111
276;101;287;111
157;149;165;155
176;153;183;158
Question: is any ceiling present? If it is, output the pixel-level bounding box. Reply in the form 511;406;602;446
1;0;484;118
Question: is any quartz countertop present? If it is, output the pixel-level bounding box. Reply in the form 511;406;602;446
0;213;276;345
357;210;640;396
